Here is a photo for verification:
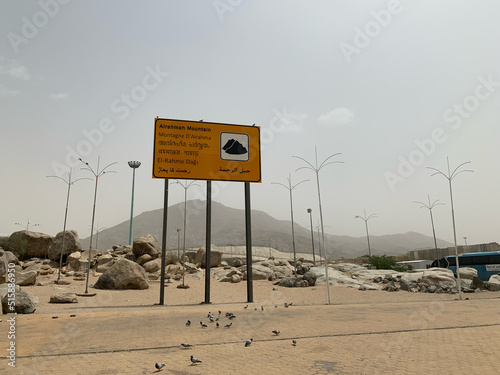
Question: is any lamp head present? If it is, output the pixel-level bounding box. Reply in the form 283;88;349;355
128;161;141;169
307;208;312;213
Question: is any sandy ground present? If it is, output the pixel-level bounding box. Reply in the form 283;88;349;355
2;269;500;374
8;267;499;314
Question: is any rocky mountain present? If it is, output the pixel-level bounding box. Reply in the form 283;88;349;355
81;200;453;259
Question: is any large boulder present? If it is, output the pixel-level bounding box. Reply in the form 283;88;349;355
419;268;457;290
487;274;500;291
471;276;486;290
67;252;89;273
9;230;54;260
2;290;39;314
242;264;275;281
0;249;8;283
93;258;149;290
311;266;381;289
194;247;223;268
458;267;478;280
15;270;37;286
136;254;153;266
302;271;317;286
0;283;20;300
96;254;115;273
279;277;298;287
47;230;82;261
132;234;160;258
7;252;19;265
49;293;78;304
143;258;162;273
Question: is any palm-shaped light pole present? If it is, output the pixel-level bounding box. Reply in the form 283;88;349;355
47;169;91;281
128;161;141;245
355;209;377;257
272;174;309;275
427;157;473;301
293;147;344;305
79;156;117;294
413;195;444;253
92;223;107;251
307;208;316;266
15;219;40;230
174;180;200;287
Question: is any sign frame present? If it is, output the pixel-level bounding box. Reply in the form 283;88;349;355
153;118;261;182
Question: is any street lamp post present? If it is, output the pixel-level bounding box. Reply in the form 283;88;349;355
427;157;473;301
128;161;141;245
463;237;468;247
93;223;106;251
177;228;181;260
307;208;316;266
47;169;90;281
79;156;117;294
413;195;444;253
272;174;309;275
293;147;343;305
355;209;377;257
15;219;40;230
174;180;200;287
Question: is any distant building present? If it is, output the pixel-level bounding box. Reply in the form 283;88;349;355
410;242;500;261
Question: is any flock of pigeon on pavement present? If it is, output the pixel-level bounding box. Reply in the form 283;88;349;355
154;302;297;371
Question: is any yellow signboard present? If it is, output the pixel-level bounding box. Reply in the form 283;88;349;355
153;118;261;182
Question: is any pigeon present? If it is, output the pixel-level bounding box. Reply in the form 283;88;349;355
155;363;165;370
228;314;236;320
272;330;280;335
216;322;220;327
245;338;253;347
284;303;289;308
209;316;214;323
261;306;264;311
224;322;232;328
292;339;297;346
275;304;278;308
190;355;202;365
289;302;293;306
207;312;212;318
186;320;191;326
200;322;207;328
181;343;193;348
218;310;222;315
244;305;248;309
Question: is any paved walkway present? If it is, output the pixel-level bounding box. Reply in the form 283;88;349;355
1;297;500;374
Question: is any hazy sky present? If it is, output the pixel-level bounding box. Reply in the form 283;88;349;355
1;0;499;248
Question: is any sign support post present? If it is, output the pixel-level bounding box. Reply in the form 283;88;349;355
159;179;169;305
204;181;212;304
245;182;253;302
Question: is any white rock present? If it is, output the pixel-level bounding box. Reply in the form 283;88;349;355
487;274;500;291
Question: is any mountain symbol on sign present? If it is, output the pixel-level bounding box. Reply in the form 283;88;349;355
222;139;248;155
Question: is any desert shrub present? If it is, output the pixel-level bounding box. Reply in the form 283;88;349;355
362;254;407;272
